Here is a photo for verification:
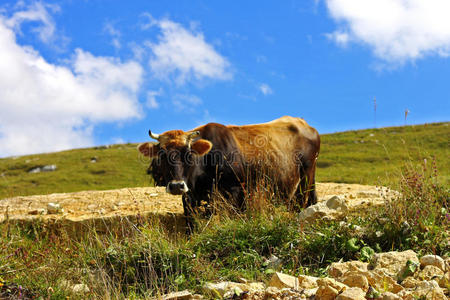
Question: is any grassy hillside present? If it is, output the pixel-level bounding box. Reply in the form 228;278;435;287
0;122;448;199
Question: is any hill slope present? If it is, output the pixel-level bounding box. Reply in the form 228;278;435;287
0;122;448;199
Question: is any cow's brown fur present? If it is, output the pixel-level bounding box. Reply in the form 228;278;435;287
141;116;320;210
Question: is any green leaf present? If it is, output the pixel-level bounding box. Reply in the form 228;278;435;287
345;238;360;252
264;268;275;274
360;246;375;262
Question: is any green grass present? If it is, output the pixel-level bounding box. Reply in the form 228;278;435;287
317;122;450;186
0;144;153;199
0;122;448;199
0;157;448;298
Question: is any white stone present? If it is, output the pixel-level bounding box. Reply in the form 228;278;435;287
420;255;446;271
47;202;62;214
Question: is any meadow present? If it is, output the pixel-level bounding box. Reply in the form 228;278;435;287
0;122;448;299
0;122;448;199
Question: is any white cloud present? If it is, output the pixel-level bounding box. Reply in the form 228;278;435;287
146;17;232;84
146;88;162;109
325;0;450;63
325;30;349;46
0;8;143;157
5;1;57;43
172;94;202;112
104;22;121;49
259;83;273;96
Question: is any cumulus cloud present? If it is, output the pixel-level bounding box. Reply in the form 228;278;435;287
259;83;273;96
145;17;232;84
4;1;57;43
172;94;202;112
104;22;121;49
0;7;143;157
146;88;163;109
325;0;450;63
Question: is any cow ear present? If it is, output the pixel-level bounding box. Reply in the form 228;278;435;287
191;139;212;156
138;142;159;157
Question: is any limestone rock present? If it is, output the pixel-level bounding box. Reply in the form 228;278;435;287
417;265;444;281
363;270;404;294
420;254;446;272
268;272;299;290
47;202;62;214
401;276;421;288
317;277;348;291
341;272;369;291
370;250;419;279
398;280;446;300
298;274;318;288
315;285;340;300
328;260;368;279
381;291;401;300
326;196;348;211
203;282;242;297
203;281;264;297
438;271;449;288
298;203;329;222
247;282;265;293
303;287;318;298
335;287;365;300
299;196;349;222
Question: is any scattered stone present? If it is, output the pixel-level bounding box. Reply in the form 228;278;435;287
298;274;318;289
401;276;421;288
341;272;369;291
336;287;365;300
364;270;404;294
317;277;347;291
90;157;98;163
247;282;265;292
71;283;89;294
29;165;57;173
47;202;62;214
326;196;347;210
420;255;446;272
303;287;318;298
298;204;329;222
398;280;447;300
268;272;299;289
417;265;444;281
315;285;340;300
369;250;419;279
328;261;368;278
203;281;264;298
438;271;449;288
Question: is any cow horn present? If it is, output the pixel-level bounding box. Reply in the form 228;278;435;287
148;130;160;140
187;131;200;140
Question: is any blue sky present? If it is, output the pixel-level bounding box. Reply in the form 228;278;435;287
0;0;449;157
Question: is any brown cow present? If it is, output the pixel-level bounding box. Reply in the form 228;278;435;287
138;116;320;231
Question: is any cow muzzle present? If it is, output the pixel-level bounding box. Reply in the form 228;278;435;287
166;180;189;195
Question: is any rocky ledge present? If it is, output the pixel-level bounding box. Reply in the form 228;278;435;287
155;250;449;300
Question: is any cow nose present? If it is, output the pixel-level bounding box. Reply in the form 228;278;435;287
166;181;188;195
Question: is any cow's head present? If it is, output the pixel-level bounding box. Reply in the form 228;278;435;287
138;129;212;195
